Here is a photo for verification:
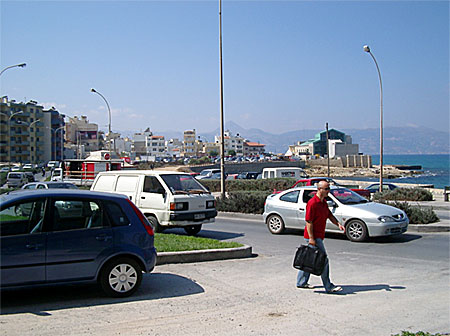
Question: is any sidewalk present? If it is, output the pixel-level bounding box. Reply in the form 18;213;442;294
217;195;450;233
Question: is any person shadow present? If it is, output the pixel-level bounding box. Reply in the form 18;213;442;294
315;284;406;295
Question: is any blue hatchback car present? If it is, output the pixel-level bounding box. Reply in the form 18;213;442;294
0;189;157;297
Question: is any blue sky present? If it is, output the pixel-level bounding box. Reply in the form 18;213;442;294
1;0;448;135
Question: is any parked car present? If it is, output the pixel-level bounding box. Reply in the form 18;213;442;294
0;189;157;297
22;181;78;190
288;177;371;198
22;164;34;170
263;186;409;242
195;169;221;180
365;183;399;193
0;167;10;173
11;165;21;172
91;170;217;235
261;167;308;180
237;172;259;179
6;172;27;188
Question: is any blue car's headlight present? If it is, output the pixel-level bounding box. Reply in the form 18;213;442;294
378;215;395;223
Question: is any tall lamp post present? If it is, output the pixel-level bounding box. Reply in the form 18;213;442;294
363;45;384;193
91;88;112;169
218;0;226;198
0;63;26;77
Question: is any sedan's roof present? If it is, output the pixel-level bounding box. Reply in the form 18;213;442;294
1;189;128;205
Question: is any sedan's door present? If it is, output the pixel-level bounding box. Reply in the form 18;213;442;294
276;190;300;227
0;199;47;286
297;189;317;227
45;198;113;281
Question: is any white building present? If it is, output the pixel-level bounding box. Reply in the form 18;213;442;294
214;130;245;156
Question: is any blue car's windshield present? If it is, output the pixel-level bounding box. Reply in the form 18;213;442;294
331;188;368;204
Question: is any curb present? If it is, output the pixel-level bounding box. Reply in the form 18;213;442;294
217;212;450;233
156;244;253;265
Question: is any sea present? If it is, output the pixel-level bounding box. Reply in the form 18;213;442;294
339;154;450;189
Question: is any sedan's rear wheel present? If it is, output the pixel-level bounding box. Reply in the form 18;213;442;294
346;219;368;242
267;214;285;234
99;257;142;297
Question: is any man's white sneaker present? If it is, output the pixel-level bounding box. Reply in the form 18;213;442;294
328;286;342;293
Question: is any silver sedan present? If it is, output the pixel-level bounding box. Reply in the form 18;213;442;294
263;186;409;242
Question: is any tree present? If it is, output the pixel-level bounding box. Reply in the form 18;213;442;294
209;150;219;157
227;150;236;156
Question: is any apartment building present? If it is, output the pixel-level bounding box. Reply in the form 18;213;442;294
182;129;197;157
65;116;99;155
214;130;245;156
42;107;65;162
133;128;167;159
243;141;266;156
0;96;46;164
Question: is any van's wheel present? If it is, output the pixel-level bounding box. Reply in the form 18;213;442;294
346;220;368;242
99;257;142;298
184;225;202;235
267;214;285;234
147;216;163;233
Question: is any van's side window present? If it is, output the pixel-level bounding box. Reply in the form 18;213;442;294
143;176;165;194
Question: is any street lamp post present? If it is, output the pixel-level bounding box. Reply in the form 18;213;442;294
218;0;226;198
91;88;112;169
0;63;26;77
363;45;384;193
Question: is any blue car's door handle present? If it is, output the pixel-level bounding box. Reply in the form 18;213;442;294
96;235;112;242
26;243;44;250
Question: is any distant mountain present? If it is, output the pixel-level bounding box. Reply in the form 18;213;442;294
117;122;449;155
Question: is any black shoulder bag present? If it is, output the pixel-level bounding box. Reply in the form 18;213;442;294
293;244;327;276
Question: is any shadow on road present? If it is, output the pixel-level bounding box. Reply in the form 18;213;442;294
283;228;422;244
315;284;406;295
0;272;204;316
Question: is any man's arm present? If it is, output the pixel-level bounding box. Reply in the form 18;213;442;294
328;212;345;232
306;221;316;245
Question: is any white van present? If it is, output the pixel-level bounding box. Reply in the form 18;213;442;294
261;167;308;180
91;170;217;235
51;167;63;181
6;172;28;188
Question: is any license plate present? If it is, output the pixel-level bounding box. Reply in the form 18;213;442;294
194;213;205;220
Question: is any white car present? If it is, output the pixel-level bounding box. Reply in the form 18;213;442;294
195;169;221;180
263;186;409;242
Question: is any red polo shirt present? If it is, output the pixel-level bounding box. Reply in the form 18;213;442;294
304;194;332;240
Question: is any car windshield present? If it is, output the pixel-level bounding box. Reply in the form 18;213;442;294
330;188;369;204
160;174;208;194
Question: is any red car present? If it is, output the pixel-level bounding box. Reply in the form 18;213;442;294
276;177;371;198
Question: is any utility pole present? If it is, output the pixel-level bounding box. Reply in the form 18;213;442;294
326;123;330;177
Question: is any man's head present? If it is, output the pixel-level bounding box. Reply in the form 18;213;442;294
317;180;330;199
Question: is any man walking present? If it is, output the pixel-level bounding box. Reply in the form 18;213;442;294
296;180;345;293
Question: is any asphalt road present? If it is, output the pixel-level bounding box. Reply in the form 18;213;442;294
1;217;449;336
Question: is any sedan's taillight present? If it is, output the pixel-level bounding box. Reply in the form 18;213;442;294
126;199;154;236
